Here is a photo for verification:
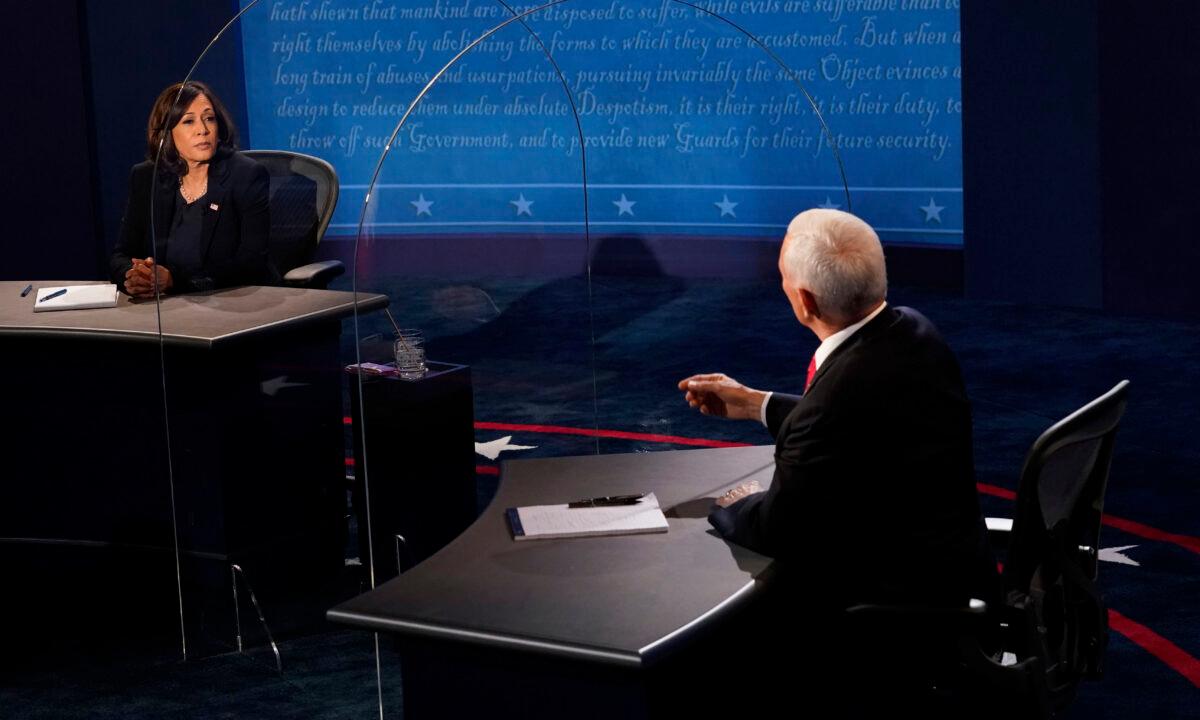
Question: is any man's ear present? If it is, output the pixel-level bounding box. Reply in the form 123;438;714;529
798;288;821;319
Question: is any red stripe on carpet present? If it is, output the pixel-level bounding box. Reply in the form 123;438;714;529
346;416;1200;555
473;421;752;448
476;466;499;476
976;483;1200;556
1109;609;1200;688
976;482;1017;501
1101;515;1200;555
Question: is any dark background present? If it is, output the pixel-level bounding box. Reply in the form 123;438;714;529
4;1;1198;319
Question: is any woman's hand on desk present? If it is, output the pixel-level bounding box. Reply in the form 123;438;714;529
125;258;174;297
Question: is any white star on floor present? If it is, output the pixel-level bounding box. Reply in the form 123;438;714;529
920;197;944;223
474;435;537;461
818;196;841;209
260;376;306;397
510;193;534;217
1098;545;1140;567
714;194;738;218
613;193;636;216
411;193;434;216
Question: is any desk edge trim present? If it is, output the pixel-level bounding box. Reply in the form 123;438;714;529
325;610;643;667
638;578;760;660
0;292;388;348
205;294;387;345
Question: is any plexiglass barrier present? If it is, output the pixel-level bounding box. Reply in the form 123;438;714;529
145;1;387;709
352;7;593;587
7;0;965;713
350;0;850;478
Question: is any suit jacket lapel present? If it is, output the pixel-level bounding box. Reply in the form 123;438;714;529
805;306;897;394
199;156;231;260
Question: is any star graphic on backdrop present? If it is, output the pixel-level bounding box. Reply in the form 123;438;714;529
920;197;944;223
510;193;534;217
474;435;537;461
410;193;434;216
1098;545;1141;567
714;195;738;218
613;193;637;217
818;196;841;209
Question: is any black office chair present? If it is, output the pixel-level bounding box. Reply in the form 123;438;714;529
847;380;1130;718
242;150;344;288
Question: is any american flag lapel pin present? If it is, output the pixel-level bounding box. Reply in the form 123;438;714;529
209;203;220;211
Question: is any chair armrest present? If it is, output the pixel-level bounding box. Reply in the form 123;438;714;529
283;260;345;288
986;516;1013;557
846;598;989;627
985;517;1012;533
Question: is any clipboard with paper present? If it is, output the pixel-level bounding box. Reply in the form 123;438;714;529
506;492;669;541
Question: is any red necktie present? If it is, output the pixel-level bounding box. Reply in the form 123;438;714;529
804;355;817;393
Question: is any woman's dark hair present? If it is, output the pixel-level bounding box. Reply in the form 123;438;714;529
145;81;239;176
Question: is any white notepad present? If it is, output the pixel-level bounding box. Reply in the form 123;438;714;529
507;493;669;541
33;284;119;312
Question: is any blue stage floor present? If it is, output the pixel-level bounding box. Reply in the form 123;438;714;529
4;277;1196;717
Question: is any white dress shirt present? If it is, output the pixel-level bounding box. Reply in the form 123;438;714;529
759;301;888;426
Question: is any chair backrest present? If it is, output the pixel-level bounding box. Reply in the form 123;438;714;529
1003;380;1130;706
242;150;339;277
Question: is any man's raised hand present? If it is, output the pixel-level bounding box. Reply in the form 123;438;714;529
677;373;767;421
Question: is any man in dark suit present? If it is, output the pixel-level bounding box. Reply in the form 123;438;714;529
680;208;996;610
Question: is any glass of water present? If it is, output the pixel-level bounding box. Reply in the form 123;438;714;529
393;329;427;380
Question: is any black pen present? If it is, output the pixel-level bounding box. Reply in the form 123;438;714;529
20;284;33;297
39;288;67;303
568;493;645;508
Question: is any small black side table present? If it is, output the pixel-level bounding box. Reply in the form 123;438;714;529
347;361;476;582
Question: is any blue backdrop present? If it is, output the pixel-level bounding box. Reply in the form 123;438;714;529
239;0;962;245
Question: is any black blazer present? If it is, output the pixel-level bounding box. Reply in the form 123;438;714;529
709;306;998;608
109;151;276;292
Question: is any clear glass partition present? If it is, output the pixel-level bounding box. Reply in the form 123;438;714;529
565;2;853;451
0;0;968;714
54;0;962;714
344;1;852;710
147;1;385;708
350;0;852;493
351;4;593;583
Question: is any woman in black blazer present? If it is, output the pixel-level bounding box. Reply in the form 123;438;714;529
110;81;275;296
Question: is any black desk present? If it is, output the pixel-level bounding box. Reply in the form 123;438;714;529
0;282;387;652
329;444;777;719
348;360;476;582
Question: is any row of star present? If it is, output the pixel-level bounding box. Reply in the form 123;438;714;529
408;193;947;222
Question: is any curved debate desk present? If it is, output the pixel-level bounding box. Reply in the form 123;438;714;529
329;444;779;719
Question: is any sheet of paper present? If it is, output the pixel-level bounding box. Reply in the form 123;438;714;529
33;284;118;312
512;492;668;541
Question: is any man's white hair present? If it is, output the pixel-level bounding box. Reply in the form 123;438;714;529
782;208;887;325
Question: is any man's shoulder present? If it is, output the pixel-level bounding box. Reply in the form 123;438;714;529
868;305;948;351
822;306;954;390
887;304;937;332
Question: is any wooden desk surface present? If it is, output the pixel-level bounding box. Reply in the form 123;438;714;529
329;445;777;668
0;281;388;348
